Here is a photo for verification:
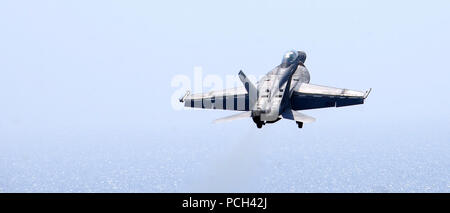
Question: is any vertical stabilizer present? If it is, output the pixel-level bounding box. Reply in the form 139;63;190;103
238;70;257;110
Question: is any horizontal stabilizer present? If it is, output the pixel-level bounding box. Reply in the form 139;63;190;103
213;111;252;124
281;110;316;123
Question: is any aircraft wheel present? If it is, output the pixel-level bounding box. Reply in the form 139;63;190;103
257;123;263;129
296;122;303;129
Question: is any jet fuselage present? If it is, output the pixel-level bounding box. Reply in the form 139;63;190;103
254;51;310;122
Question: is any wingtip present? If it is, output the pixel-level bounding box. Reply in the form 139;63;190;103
179;90;190;103
364;88;372;99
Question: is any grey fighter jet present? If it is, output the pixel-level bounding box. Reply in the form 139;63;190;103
179;50;371;128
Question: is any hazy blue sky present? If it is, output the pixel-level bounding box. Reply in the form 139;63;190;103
0;0;449;192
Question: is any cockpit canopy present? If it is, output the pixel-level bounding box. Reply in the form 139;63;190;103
281;50;298;66
281;50;307;67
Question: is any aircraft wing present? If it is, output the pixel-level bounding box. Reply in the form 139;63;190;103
180;87;252;111
291;83;371;110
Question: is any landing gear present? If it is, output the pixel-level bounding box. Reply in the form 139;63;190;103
257;123;263;129
296;121;303;129
253;116;265;129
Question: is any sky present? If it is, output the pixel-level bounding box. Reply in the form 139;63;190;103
0;0;449;192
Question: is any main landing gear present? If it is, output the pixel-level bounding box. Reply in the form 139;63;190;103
256;123;263;129
296;121;303;129
253;116;265;129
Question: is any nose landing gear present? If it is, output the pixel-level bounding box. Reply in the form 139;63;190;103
296;121;303;129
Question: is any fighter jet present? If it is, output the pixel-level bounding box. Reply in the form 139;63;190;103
179;50;371;128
